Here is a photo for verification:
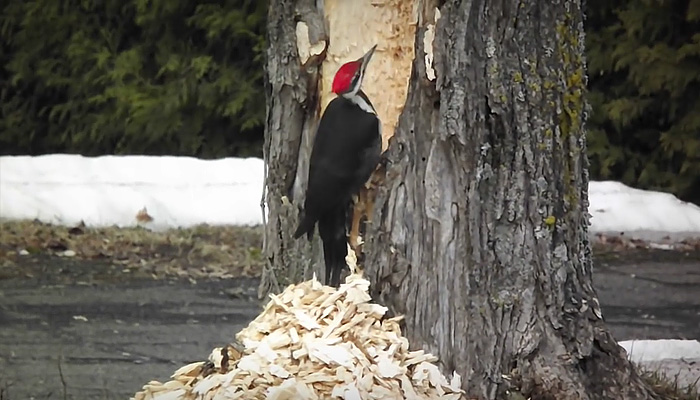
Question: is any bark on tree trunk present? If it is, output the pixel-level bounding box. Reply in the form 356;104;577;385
260;0;328;297
263;0;662;399
363;1;661;399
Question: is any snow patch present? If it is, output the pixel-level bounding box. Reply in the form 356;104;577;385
0;154;264;230
2;155;700;236
620;339;700;363
588;181;700;234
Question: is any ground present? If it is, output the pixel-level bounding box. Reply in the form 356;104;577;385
0;221;698;399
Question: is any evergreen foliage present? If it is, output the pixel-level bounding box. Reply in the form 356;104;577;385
586;0;700;203
0;0;266;158
1;0;698;204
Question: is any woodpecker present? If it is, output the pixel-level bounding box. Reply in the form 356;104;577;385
294;45;382;288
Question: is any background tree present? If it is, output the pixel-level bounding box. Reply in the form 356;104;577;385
585;0;700;204
262;0;667;399
3;0;699;207
0;0;266;158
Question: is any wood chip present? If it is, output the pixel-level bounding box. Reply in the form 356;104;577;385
130;274;464;399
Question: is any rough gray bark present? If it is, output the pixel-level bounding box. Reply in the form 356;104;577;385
260;0;327;298
363;1;661;399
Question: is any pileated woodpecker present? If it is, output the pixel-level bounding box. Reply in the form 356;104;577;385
294;45;382;288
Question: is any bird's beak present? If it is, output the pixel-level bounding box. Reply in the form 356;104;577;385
359;44;377;72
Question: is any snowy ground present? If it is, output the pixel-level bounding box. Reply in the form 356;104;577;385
620;339;700;389
2;154;700;386
589;181;700;241
0;154;264;231
2;154;700;235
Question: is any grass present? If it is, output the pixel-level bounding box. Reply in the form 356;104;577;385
640;367;699;400
0;219;264;282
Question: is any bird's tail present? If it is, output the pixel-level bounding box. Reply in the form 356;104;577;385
317;206;348;288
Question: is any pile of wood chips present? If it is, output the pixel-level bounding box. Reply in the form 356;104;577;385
131;272;464;400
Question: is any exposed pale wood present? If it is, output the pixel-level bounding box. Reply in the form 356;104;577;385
320;0;418;268
348;162;387;262
321;0;417;150
262;0;417;294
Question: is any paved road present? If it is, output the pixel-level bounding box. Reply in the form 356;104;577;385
0;278;261;400
0;252;698;399
593;254;700;341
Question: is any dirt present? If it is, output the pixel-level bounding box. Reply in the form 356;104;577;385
0;221;698;399
0;220;264;283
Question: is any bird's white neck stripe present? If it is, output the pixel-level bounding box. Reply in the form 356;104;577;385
344;93;376;114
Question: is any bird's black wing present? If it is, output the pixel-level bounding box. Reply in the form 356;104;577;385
294;97;380;238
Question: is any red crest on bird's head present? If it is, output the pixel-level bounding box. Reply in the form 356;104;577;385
332;61;362;94
330;45;377;95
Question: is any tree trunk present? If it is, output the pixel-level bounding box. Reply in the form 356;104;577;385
263;0;661;399
259;0;327;297
363;1;660;399
261;0;416;295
